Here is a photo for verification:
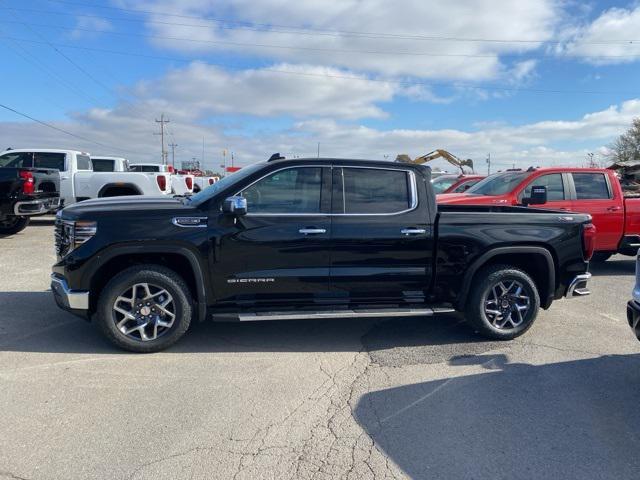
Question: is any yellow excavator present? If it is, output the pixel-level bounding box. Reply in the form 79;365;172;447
395;149;474;175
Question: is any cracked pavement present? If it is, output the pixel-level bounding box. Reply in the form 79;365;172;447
1;218;640;479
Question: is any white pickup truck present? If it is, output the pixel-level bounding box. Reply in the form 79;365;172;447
0;150;172;206
128;163;195;195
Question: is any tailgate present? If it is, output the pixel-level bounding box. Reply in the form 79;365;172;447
31;169;60;195
624;197;640;237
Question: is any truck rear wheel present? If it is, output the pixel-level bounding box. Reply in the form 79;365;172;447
465;264;540;340
95;265;192;353
0;216;30;235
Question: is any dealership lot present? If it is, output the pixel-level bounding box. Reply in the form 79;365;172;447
1;217;640;480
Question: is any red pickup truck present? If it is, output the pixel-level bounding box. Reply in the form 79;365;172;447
437;167;640;261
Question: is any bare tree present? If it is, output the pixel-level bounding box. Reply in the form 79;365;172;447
608;118;640;164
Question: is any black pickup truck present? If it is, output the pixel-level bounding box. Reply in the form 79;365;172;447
1;151;60;235
51;157;594;352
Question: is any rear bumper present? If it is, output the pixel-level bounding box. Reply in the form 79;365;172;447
565;273;591;298
51;274;90;318
14;197;60;216
627;301;640;341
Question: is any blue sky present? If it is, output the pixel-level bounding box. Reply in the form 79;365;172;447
1;0;640;172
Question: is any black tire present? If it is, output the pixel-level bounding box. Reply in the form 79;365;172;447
95;265;192;353
590;252;612;263
0;216;30;235
465;264;540;340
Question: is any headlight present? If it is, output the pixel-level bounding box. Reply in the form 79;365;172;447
55;219;97;256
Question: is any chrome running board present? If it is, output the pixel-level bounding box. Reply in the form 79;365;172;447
214;307;456;322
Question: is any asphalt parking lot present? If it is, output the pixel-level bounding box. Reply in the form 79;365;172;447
1;217;640;480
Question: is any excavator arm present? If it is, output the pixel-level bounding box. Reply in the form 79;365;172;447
395;149;474;174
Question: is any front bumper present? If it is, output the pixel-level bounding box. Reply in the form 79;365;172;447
51;274;89;312
565;273;591;298
14;197;61;216
627;301;640;341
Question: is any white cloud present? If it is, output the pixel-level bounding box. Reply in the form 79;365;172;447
131;62;396;120
121;0;558;81
558;5;640;65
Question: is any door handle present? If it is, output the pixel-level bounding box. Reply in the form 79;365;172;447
607;206;622;212
299;228;327;235
401;228;427;236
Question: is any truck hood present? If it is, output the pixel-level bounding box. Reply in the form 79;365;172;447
437;193;511;205
61;195;197;217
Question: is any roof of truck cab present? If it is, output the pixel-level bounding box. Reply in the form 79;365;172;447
0;148;90;155
92;156;126;161
268;157;431;170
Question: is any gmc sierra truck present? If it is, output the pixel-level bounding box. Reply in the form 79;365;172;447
0;151;60;235
51;157;594;352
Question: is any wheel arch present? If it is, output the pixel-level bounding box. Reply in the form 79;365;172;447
457;246;556;311
97;183;142;197
86;245;208;322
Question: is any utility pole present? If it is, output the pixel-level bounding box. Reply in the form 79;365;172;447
317;142;320;158
168;142;177;168
154;114;170;165
201;137;205;170
486;153;491;175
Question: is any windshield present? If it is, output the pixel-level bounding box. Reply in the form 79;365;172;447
465;171;528;196
188;162;266;205
431;176;458;194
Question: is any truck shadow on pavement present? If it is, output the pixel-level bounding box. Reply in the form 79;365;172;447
354;352;640;480
0;291;501;357
589;258;635;276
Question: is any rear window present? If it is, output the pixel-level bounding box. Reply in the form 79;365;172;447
92;159;115;172
76;155;91;171
340;168;412;214
0;152;33;168
572;173;611;200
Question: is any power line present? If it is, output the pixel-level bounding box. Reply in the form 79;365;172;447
11;20;640;61
4;36;640;96
0;102;133;152
38;0;640;45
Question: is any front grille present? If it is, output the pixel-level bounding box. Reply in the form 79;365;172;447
54;217;72;257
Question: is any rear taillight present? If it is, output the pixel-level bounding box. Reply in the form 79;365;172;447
156;175;167;191
582;223;596;261
186;177;193;190
168;165;175;173
19;170;35;194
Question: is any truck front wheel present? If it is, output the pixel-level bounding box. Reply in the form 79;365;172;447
465;264;540;340
0;216;30;235
95;265;193;353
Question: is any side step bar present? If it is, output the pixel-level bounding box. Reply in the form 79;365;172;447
215;307;456;322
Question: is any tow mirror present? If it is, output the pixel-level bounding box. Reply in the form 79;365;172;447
223;196;247;216
522;186;547;206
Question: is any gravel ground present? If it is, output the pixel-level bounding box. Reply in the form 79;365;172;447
1;217;639;480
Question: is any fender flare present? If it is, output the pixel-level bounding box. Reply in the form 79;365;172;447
457;246;555;310
84;243;209;322
97;183;143;197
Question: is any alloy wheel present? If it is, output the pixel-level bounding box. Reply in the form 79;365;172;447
483;280;531;330
112;283;176;342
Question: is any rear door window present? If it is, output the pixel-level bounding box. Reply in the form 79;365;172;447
339;167;412;214
572;173;611;200
33;152;65;170
92;159;115;172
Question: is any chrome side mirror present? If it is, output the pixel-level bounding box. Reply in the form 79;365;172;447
222;196;247;216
